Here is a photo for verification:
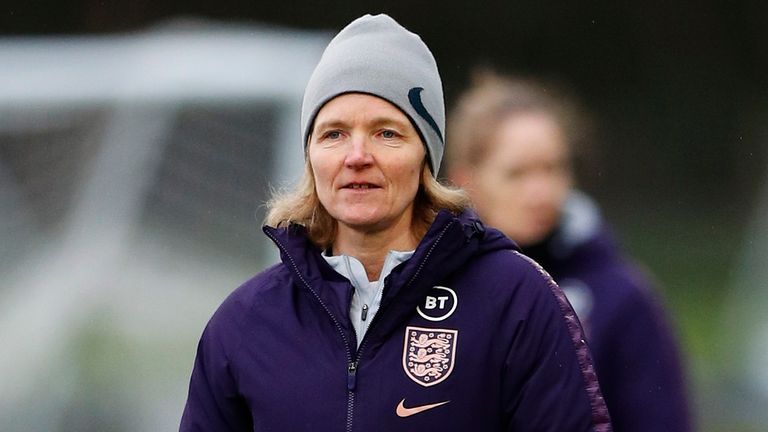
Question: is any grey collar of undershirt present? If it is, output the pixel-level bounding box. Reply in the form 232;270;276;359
323;249;414;347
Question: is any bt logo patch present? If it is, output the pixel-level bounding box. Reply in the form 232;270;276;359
417;286;457;322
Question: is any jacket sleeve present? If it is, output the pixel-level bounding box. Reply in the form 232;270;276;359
502;255;612;432
179;300;252;432
597;285;691;432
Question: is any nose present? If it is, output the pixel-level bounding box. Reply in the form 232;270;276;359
344;134;374;169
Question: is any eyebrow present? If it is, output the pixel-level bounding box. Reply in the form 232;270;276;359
312;120;347;132
313;116;411;132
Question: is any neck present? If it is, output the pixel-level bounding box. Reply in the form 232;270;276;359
333;219;418;281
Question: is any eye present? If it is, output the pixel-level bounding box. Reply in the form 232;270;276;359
381;129;398;139
323;130;342;140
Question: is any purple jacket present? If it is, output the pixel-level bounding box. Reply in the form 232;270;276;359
180;209;612;431
523;193;691;432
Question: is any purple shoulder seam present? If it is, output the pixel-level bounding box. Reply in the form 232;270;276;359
513;251;613;432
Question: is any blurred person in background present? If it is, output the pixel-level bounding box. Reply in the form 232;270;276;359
180;14;612;432
446;71;691;432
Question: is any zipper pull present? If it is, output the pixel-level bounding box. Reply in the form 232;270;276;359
361;304;369;321
347;361;358;391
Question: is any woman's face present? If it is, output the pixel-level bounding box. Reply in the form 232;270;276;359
308;93;426;236
468;112;572;247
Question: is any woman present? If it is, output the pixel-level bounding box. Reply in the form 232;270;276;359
180;14;611;431
446;71;690;432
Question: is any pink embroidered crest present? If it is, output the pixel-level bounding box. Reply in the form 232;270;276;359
402;326;458;387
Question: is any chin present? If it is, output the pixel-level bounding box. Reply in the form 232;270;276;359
338;214;387;230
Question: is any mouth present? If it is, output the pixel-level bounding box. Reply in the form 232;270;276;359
342;182;380;190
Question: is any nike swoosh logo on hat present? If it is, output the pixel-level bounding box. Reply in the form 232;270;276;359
395;398;450;417
408;87;444;143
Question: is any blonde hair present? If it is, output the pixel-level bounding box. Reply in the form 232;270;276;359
445;69;591;172
266;160;470;250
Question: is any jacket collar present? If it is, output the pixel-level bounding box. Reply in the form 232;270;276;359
523;191;618;277
263;209;517;349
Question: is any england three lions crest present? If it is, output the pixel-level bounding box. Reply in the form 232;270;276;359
402;326;458;387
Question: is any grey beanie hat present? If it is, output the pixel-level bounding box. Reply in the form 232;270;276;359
301;14;445;174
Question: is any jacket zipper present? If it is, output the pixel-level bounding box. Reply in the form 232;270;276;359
264;231;357;431
350;220;456;408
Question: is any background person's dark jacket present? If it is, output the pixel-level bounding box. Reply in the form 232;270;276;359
524;192;691;432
